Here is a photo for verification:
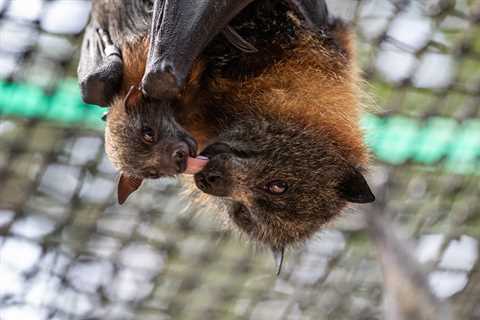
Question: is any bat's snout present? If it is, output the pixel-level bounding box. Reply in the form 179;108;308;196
148;141;192;177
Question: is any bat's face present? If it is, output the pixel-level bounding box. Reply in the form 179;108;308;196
105;87;197;180
194;117;374;248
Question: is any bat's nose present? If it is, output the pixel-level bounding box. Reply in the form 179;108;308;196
150;141;191;177
194;170;230;197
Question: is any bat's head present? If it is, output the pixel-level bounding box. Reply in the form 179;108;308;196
194;116;374;249
105;86;197;204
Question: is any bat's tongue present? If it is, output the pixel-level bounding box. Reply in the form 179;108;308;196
185;156;209;175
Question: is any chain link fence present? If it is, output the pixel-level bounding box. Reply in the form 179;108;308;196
0;0;479;319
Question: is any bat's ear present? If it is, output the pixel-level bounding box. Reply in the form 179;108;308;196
123;86;143;115
338;167;375;204
117;173;143;205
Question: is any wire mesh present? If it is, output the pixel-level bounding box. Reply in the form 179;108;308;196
0;0;479;319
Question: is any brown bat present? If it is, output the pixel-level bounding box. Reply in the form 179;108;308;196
77;0;257;203
77;0;374;273
178;0;375;272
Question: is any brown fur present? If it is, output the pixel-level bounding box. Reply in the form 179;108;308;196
104;6;372;249
209;31;366;164
178;25;372;249
176;24;366;162
120;38;149;92
105;37;199;179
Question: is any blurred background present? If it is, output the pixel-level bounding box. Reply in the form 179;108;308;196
0;0;479;319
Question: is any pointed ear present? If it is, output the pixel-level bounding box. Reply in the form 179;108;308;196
117;173;143;205
124;86;143;114
338;167;375;204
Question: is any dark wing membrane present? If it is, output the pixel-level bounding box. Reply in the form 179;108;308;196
141;0;256;100
77;0;153;107
77;24;123;107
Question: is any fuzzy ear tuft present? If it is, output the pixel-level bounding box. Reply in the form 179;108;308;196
117;173;143;205
338;167;375;204
124;86;143;114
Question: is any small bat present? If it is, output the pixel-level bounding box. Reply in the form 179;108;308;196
77;0;257;204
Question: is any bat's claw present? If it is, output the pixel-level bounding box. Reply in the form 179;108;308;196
97;28;113;46
223;26;258;53
141;64;180;100
95;28;121;58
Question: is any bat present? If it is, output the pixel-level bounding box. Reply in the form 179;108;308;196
77;0;257;204
171;0;375;273
77;0;375;275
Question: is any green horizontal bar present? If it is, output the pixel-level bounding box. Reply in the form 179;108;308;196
0;79;479;174
0;79;105;129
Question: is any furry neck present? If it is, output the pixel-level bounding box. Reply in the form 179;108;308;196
181;30;367;166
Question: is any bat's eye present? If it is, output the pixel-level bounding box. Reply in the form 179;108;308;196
141;126;155;144
265;180;288;195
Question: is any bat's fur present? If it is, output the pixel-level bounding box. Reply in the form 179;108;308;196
104;0;372;249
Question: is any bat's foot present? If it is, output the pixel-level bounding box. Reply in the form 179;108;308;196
141;64;180;100
78;27;123;107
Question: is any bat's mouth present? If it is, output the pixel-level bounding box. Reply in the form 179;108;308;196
200;142;258;159
144;139;195;178
185;142;237;176
199;142;235;158
193;142;238;196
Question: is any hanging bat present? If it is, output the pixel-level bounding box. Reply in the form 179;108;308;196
177;0;375;273
77;0;375;274
77;0;256;203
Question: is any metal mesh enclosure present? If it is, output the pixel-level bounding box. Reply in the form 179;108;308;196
0;0;479;319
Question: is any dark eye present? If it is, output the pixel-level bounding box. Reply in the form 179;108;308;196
265;180;288;195
141;126;155;144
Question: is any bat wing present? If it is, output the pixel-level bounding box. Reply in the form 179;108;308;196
141;0;255;100
140;0;333;100
77;25;123;107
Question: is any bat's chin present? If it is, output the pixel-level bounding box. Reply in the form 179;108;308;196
194;168;231;197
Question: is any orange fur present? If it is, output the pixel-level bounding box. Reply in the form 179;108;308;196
105;14;372;248
111;24;367;168
120;37;149;93
183;29;368;166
